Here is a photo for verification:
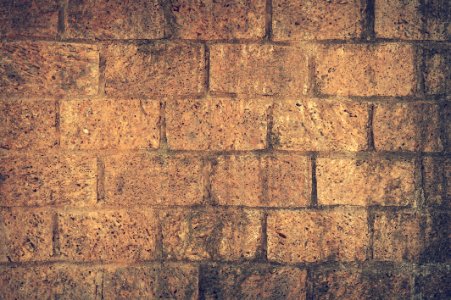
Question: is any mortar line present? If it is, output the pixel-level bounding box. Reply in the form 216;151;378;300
367;103;375;151
57;0;67;39
265;0;273;41
310;153;318;208
363;0;375;41
96;157;106;203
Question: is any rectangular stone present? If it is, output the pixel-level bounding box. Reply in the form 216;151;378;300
0;42;99;97
210;44;308;96
66;0;165;39
104;43;205;97
158;263;199;299
422;157;447;207
423;46;450;95
315;44;416;96
0;99;58;150
58;210;157;261
415;265;451;298
273;99;368;151
60;99;160;150
166;98;271;150
316;157;417;206
267;209;369;263
273;0;364;41
0;153;97;207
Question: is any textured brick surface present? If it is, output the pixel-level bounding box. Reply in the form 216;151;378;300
422;157;447;207
415;266;451;299
0;42;99;96
210;44;308;96
317;157;417;206
158;263;199;299
273;0;364;41
267;209;369;263
315;44;416;96
166;98;271;150
61;99;160;150
104;43;205;97
423;46;450;95
273;99;368;151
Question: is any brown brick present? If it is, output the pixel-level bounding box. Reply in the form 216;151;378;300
373;211;422;262
0;208;53;262
273;99;368;151
424;46;450;95
415;265;451;299
0;99;58;150
104;43;205;97
375;0;449;40
0;42;99;97
60;99;160;150
166;98;271;150
422;157;447;207
0;153;97;207
172;0;265;40
315;44;416;96
160;208;262;261
104;153;205;206
58;210;157;261
66;0;165;39
210;44;308;96
374;103;443;152
273;0;364;41
0;0;59;38
201;264;307;299
267;209;369;263
159;263;199;300
316;157;417;206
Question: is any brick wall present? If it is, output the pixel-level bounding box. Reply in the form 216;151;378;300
0;1;449;299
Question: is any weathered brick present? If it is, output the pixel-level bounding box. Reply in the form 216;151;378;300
375;0;449;40
315;44;416;96
267;209;369;263
273;0;364;41
166;98;271;150
60;99;160;150
0;99;58;150
422;211;449;263
0;208;53;262
447;102;451;152
316;157;417;206
373;103;443;152
200;264;307;299
210;44;308;96
158;263;199;299
0;153;97;207
422;157;447;207
423;46;450;95
104;153;205;206
0;42;99;96
273;99;368;151
58;210;157;261
104;43;205;97
66;0;165;39
415;265;451;299
0;0;59;38
160;208;262;261
171;0;265;40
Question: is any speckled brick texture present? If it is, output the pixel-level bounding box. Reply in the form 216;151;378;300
0;1;449;299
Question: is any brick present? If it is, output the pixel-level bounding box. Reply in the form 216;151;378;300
267;209;369;263
172;0;265;40
315;44;416;96
422;211;449;263
447;102;451;152
66;0;165;39
422;157;447;207
373;103;443;152
273;99;368;151
104;153;205;206
0;265;102;299
0;0;59;38
0;208;53;262
375;0;449;40
373;211;422;262
58;210;157;261
313;266;412;299
104;43;205;97
272;0;364;41
200;264;307;299
0;153;97;207
317;157;417;206
60;99;160;150
166;98;271;150
423;46;450;95
158;263;199;299
160;208;262;261
210;44;308;96
0;42;99;97
0;99;58;150
415;266;451;299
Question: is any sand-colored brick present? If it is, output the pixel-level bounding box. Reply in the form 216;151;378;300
273;98;368;151
60;99;160;150
422;157;447;207
424;46;450;95
158;263;199;299
316;157;417;206
267;209;369;263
